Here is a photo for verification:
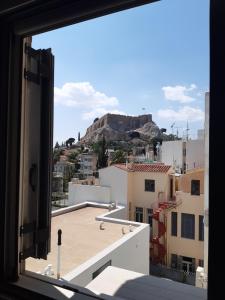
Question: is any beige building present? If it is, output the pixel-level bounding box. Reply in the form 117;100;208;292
166;169;204;273
69;163;204;274
98;163;174;221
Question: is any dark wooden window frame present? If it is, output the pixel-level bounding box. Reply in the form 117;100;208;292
0;0;223;299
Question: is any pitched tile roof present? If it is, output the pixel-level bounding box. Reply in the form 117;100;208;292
114;163;172;173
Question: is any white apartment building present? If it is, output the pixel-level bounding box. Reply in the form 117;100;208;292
54;160;75;178
79;152;97;177
160;139;204;173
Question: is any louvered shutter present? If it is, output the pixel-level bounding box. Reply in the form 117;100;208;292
19;39;54;261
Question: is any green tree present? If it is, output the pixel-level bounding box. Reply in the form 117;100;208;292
68;151;78;163
53;149;61;164
110;150;126;165
92;136;108;169
66;137;75;148
54;141;60;149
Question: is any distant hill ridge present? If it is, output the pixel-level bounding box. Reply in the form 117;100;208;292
81;113;160;144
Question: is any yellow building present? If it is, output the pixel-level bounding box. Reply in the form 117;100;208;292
165;169;204;272
99;164;204;272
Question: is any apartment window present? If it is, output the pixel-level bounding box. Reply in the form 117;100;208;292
147;208;153;227
92;260;111;279
199;259;204;267
199;215;204;241
191;180;200;195
171;212;177;236
181;213;195;239
135;207;143;223
145;179;155;192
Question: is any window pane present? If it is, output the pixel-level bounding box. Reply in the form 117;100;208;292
171;212;177;236
199;215;204;241
145;179;155;192
181;213;195;239
147;208;153;226
135;207;143;223
191;180;200;195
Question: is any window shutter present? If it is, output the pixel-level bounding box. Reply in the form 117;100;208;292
19;40;54;261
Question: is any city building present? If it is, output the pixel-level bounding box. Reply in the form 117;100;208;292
69;163;174;221
79;152;97;177
54;160;75;178
166;169;204;274
160;139;204;173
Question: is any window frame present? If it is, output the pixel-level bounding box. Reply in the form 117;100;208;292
191;179;200;196
0;0;223;299
146;208;153;226
135;207;143;223
145;179;155;192
171;212;177;237
199;215;204;241
181;213;195;240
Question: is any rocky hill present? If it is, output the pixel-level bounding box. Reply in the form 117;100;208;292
81;113;160;144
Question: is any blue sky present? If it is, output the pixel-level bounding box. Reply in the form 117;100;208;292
33;0;209;144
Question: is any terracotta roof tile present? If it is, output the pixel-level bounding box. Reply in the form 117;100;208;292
114;163;172;173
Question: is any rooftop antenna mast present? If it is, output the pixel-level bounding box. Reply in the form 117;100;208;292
171;122;175;138
174;126;182;139
186;121;190;141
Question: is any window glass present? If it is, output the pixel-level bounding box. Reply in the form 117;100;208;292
191;180;200;195
135;207;143;223
171;212;177;236
145;179;155;192
199;215;204;241
147;208;153;226
181;213;195;239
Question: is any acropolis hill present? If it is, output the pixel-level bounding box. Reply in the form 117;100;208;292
81;113;160;144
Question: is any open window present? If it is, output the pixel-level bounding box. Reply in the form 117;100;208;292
1;0;223;299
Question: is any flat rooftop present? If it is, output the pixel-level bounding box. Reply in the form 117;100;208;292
26;206;132;277
86;266;207;300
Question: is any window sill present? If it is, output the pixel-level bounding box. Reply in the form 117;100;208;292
10;271;117;300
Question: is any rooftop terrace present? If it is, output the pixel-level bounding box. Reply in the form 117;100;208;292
26;205;134;277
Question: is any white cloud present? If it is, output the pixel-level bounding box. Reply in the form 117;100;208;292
162;84;197;103
54;82;126;120
82;108;126;120
157;106;204;122
54;82;119;108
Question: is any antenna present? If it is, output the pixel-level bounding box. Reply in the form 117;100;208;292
171;122;175;136
186;121;190;141
174;126;182;139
